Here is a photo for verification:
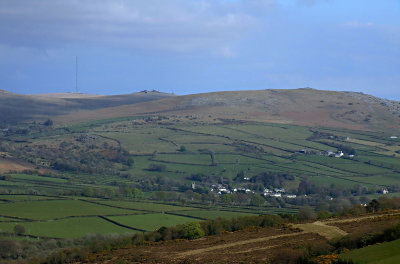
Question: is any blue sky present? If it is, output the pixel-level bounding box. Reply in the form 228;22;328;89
0;0;399;99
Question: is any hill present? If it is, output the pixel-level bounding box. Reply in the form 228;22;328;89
0;89;174;124
1;88;399;131
54;88;400;131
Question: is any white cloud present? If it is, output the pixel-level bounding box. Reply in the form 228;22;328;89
295;0;332;6
0;0;274;56
343;21;374;28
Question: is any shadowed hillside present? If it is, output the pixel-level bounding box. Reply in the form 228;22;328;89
0;89;174;124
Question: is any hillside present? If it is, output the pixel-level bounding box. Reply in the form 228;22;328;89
0;89;174;124
1;88;399;131
54;88;400;131
77;211;400;264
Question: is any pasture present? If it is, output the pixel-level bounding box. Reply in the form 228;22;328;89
1;116;400;240
0;196;277;239
341;238;400;264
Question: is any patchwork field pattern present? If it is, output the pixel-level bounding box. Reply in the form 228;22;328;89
1;117;400;239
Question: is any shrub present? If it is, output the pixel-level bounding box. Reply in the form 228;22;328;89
181;222;204;240
297;206;317;220
13;224;26;235
132;233;145;245
179;146;186;152
148;164;167;172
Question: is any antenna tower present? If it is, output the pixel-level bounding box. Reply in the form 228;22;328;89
75;56;78;93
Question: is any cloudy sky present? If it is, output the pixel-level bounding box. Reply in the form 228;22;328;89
0;0;399;99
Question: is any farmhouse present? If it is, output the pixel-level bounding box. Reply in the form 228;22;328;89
265;193;281;198
335;151;344;158
379;188;389;194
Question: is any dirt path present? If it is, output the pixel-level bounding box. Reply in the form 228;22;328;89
176;231;305;258
294;221;347;240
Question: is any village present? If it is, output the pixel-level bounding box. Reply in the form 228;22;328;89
208;183;297;199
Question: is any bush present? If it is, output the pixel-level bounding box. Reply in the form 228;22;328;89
13;224;26;235
181;222;204;240
179;146;186;152
0;239;19;259
132;233;145;245
297;206;317;220
148;164;167;172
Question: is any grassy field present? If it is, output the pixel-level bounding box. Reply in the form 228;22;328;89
176;210;257;219
108;213;194;231
0;195;292;238
96;200;196;212
4;119;400;190
341;239;400;264
0;199;133;220
1;117;400;240
0;217;135;239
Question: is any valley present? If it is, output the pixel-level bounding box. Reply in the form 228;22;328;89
0;88;400;263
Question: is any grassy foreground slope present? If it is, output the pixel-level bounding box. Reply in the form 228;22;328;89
341;239;400;264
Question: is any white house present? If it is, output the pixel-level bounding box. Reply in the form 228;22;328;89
335;151;344;158
274;188;286;193
270;193;282;197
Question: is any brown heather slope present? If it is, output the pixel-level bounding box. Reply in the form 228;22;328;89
79;211;400;264
55;88;400;131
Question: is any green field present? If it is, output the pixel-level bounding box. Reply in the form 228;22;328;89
176;210;257;219
109;213;194;231
0;217;135;239
0;195;293;238
341;239;400;264
96;200;196;212
0;199;132;220
1;118;400;240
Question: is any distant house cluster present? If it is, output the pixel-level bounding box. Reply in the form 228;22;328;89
210;184;231;194
296;149;354;158
209;184;298;198
263;188;297;198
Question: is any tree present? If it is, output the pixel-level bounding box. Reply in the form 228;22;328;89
132;188;143;198
181;222;204;240
297;206;316;220
250;194;265;207
148;163;167;172
366;199;380;213
82;186;94;197
13;224;25;235
179;145;186;152
43;119;53;126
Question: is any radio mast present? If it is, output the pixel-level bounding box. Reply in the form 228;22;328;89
75;56;78;93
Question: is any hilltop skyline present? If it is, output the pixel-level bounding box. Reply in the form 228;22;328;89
0;0;399;100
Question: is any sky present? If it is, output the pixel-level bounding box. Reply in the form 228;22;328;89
0;0;399;100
